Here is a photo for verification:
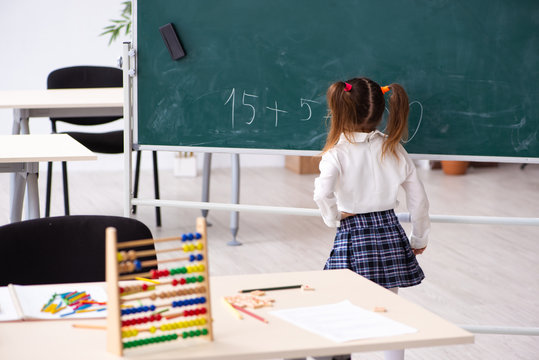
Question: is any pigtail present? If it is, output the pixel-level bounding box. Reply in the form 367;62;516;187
322;81;356;153
382;83;409;159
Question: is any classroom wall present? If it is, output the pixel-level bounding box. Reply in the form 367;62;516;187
0;0;284;172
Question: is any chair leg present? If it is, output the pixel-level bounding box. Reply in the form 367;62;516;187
45;162;53;217
152;151;162;227
132;151;142;214
61;161;70;215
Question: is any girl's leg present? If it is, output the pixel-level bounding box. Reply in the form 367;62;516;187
384;288;404;360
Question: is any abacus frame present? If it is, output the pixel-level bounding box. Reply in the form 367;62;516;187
105;217;213;356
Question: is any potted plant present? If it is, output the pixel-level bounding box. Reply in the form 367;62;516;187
441;160;469;175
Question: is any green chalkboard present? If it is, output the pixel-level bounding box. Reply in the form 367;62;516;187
136;0;539;160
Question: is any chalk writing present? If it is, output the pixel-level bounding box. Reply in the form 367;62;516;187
383;100;424;144
223;88;319;128
266;101;288;127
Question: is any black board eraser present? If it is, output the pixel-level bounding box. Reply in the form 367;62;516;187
159;23;186;60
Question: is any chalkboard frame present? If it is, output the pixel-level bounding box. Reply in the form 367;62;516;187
132;0;539;164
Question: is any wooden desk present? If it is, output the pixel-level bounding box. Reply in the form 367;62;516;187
0;88;123;134
0;134;96;222
0;88;120;221
0;270;473;360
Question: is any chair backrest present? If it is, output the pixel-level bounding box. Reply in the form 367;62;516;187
47;65;123;127
0;215;154;286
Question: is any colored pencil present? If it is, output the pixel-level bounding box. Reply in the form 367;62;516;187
222;298;243;320
239;285;302;293
72;323;107;330
230;303;268;324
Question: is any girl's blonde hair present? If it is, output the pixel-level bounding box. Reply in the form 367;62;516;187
322;77;409;159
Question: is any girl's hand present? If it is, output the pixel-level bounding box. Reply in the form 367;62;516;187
340;212;355;219
413;247;426;255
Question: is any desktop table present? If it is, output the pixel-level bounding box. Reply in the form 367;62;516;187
0;134;96;222
0;88;123;135
0;88;120;222
0;270;473;360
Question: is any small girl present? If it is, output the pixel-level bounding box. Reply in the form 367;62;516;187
313;77;430;359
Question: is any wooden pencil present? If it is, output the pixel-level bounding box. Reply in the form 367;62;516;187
230;303;268;324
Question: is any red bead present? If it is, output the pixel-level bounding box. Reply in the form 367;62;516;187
119;287;124;294
150;269;158;279
172;279;178;286
201;308;207;314
149;315;155;321
180;278;186;285
163;269;170;276
156;314;162;321
142;283;148;291
143;317;149;323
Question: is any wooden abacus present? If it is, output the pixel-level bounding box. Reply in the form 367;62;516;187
105;217;213;356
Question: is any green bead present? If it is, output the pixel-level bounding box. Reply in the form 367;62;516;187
202;328;208;335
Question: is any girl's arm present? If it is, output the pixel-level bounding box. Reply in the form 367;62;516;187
313;153;341;227
401;159;430;249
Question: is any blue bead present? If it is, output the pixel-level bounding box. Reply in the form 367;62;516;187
195;232;202;239
182;234;188;241
188;233;194;240
134;260;142;271
150;304;156;311
197;254;203;261
189;254;195;262
201;296;206;303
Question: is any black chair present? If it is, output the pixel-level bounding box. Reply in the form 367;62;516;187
0;215;156;286
45;65;161;226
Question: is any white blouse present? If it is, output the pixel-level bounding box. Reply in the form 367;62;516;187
313;131;430;249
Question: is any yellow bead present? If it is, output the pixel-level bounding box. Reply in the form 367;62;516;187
117;252;124;262
149;326;156;333
183;244;189;252
196;243;204;250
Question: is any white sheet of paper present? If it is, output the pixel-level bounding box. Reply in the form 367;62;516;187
0;287;20;321
0;284;107;321
271;300;417;342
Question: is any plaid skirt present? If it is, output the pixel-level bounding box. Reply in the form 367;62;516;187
323;210;424;288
